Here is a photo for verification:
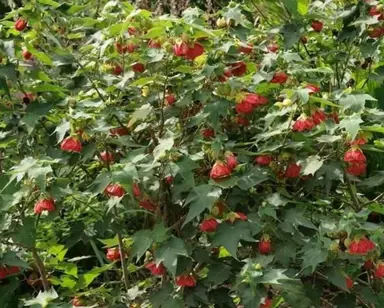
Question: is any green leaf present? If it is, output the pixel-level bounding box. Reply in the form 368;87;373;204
153;137;174;161
32;83;67;93
128;104;153;127
37;0;60;7
155;237;188;276
281;24;301;49
151;282;184;308
1;252;30;268
340;113;363;140
325;267;348;290
206;263;231;284
131;230;153;261
359;171;384;188
12;217;36;248
0;279;19;308
97;235;119;247
24;43;53;66
0;77;11;99
302;248;328;272
301;155;323;175
298;0;310;15
183;184;222;226
54;120;70;143
76;264;113;289
212;221;256;259
339;94;376;111
316;135;342;143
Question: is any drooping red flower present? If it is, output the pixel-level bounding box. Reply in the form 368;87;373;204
139;199;156;212
173;41;189;57
115;42;127;54
267;43;278;53
368;27;384;38
242;93;268;107
132;182;141;199
23;50;32;60
270;71;288;84
348;236;375;254
6;266;20;275
364;259;374;270
346;276;354;289
228;61;247;77
61;136;82;153
202;128;215;139
210;161;232;180
292;115;315;132
106;247;121;261
346;163;367;176
306;84;320;94
238;43;253;54
235;116;250;127
285;163;301;178
110;127;129;136
260;297;273;308
132;63;145;73
255;155;273;166
311;20;324;32
236;101;254;114
175;274;196;287
0;267;7;280
369;6;382;16
100;151;114;163
165;176;174;184
128;26;137;35
148;39;161;48
22;92;34;104
145;261;166;276
350;137;367;146
165;94;176;106
126;42;136;53
72;297;84;307
234;212;247;221
344;148;366;163
34;198;55;215
225;152;238;170
15;18;27;31
312;109;326;125
200;218;218;232
374;262;384;279
258;237;272;255
104;184;125;198
113;64;123;75
185;42;204;60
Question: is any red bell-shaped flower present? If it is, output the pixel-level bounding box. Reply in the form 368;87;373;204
312;109;326;125
145;261;166;276
374;262;384;279
242;93;268;107
238;43;253;54
227;61;247;77
110;127;129;136
15;18;27;31
344;148;366;163
311;20;324;32
306;84;321;94
100;151;114;163
292;115;315;132
175;274;196;287
61;136;82;153
260;297;273;308
185;42;204;60
270;71;288;84
173;41;189;57
200;218;218;233
23;50;32;60
258;235;272;255
346;276;354;289
346;163;366;176
236;101;254;114
132;182;141;199
148;39;161;48
132;63;145;73
34;198;55;215
113;64;123;75
255;155;273;166
165;94;176;106
210;161;232;180
202;128;215;139
267;43;278;53
285;163;301;178
104;184;125;198
139;199;156;212
106;247;121;261
348;236;375;254
225;152;238;170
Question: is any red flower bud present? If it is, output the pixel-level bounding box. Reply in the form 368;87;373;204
267;43;278;53
34;198;55;215
270;71;288;84
128;26;137;35
238;43;253;54
115;42;127;54
72;297;84;307
225;152;238;170
165;94;176;106
285;163;301;178
300;36;308;44
104;184;125;198
260;297;273;308
228;61;247;77
185;42;204;60
348;236;375;254
312;109;326;125
100;151;114;163
344;148;366;163
110;127;129;136
292;115;315;132
374;262;384;279
132;62;145;73
346;163;366;176
126;42;136;53
113;65;123;75
132;182;141;199
346;276;354;289
173;41;189;56
255;155;273;166
258;237;272;255
202;128;215;139
61;136;82;153
139;199;156;212
106;247;121;261
200;218;218;233
210;161;232;180
175;274;196;287
15;18;27;31
145;261;166;276
306;84;320;94
148;39;161;48
311;20;324;32
23;50;32;60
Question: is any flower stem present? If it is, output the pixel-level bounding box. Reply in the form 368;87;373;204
31;246;49;291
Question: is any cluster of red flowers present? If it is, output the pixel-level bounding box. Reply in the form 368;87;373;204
34;198;55;215
0;265;20;279
348;236;375;254
132;182;157;212
173;41;205;60
236;93;269;114
292;109;326;132
210;152;238;181
344;147;367;176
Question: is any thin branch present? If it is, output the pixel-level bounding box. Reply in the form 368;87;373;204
345;173;360;211
114;208;129;292
31;246;50;291
250;0;273;27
